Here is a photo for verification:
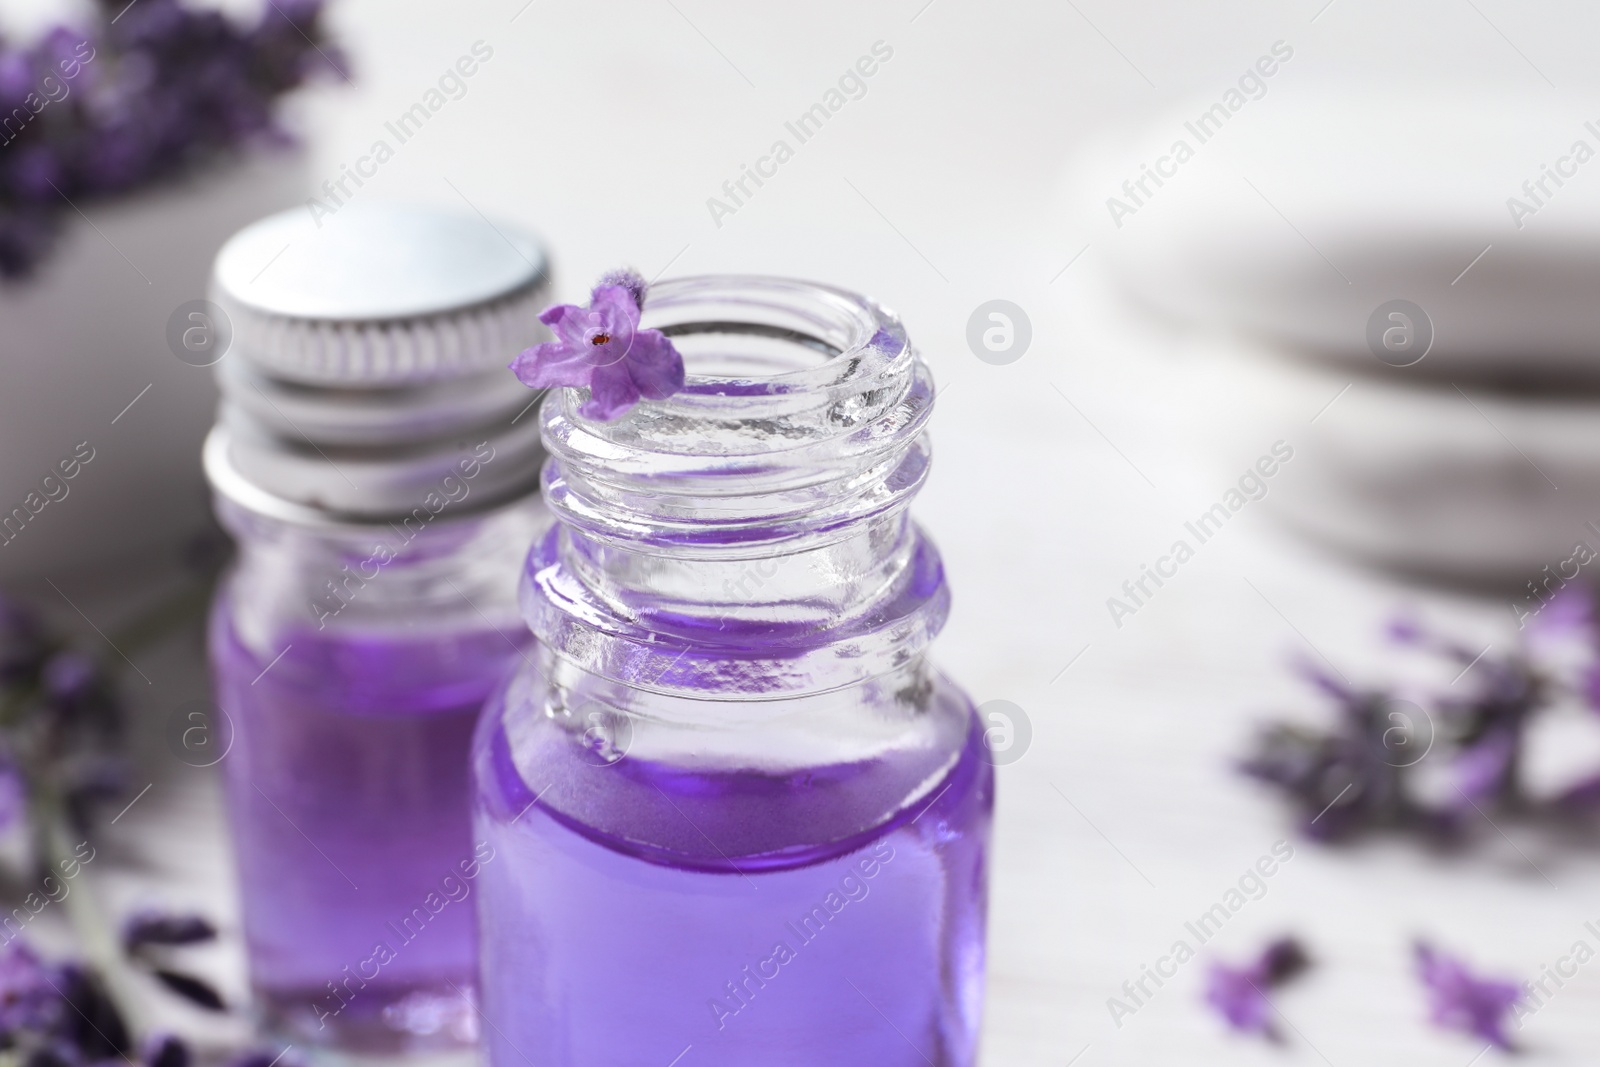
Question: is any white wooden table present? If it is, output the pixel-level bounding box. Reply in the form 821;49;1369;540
46;2;1600;1064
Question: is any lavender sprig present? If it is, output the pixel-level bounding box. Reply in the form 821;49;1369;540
1203;937;1311;1041
0;0;346;278
1391;616;1546;813
1238;589;1600;845
1237;661;1448;842
121;910;224;1013
0;938;282;1067
510;269;686;421
0;596;129;853
0;547;233;1046
1414;940;1523;1050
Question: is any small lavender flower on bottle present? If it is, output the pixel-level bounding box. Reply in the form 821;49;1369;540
510;270;685;421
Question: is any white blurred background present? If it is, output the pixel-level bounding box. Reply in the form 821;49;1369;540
12;1;1600;1064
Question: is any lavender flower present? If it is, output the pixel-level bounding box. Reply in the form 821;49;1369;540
1414;940;1523;1050
118;909;224;1012
57;963;131;1060
140;1033;189;1067
511;274;686;421
0;592;130;840
1451;728;1516;808
42;652;119;736
0;584;237;1056
121;911;218;953
226;1048;299;1067
595;267;648;310
0;596;47;685
0;943;70;1036
1528;584;1592;637
1239;600;1600;843
0;944;131;1066
0;933;232;1064
1238;663;1436;841
0;0;344;278
1203;937;1310;1040
1434;650;1542;812
148;970;225;1012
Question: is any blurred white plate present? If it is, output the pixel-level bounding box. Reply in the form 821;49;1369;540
1187;331;1597;585
1066;84;1600;383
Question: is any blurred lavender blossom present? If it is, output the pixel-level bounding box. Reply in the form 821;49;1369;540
1237;660;1447;842
0;561;243;1056
0;941;131;1067
0;595;128;848
0;938;273;1067
1202;936;1311;1041
1414;940;1523;1050
1239;586;1600;844
0;0;345;278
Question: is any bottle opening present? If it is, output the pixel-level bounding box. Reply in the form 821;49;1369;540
659;320;841;381
642;275;895;391
524;276;946;694
542;276;924;478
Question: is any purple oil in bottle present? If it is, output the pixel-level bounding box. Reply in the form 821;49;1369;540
472;276;994;1065
213;608;527;1051
472;662;992;1066
201;202;556;1056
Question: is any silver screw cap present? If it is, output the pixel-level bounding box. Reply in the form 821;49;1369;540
205;202;553;523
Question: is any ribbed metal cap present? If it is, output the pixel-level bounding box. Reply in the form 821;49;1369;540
204;202;553;524
212;202;550;384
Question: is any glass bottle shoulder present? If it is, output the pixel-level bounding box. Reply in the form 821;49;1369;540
473;658;990;873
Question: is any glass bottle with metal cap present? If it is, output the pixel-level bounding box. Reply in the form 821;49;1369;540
472;277;993;1066
203;203;550;1055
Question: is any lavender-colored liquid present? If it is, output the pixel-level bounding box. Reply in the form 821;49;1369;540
212;606;527;1052
473;678;992;1066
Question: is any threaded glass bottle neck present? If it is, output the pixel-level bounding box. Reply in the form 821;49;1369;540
524;276;947;697
542;276;930;547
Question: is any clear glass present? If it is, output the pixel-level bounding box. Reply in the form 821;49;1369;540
472;277;994;1066
210;494;546;1054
